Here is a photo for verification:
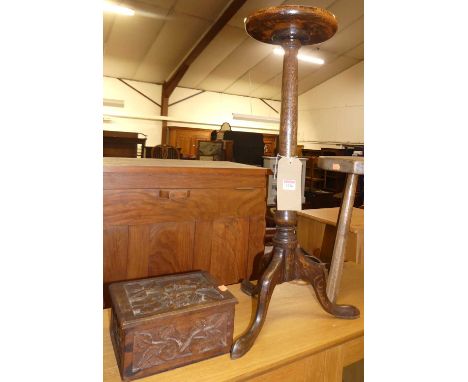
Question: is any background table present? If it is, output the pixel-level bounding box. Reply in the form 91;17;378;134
297;207;364;264
104;263;363;382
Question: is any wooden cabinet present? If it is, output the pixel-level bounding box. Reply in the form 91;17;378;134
262;134;278;156
103;158;268;307
167;126;212;158
103;130;146;158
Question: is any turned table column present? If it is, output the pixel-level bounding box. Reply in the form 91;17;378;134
230;6;359;360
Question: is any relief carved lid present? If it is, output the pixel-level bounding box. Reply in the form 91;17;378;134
109;271;237;328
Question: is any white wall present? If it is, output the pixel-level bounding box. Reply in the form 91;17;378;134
103;76;281;146
103;61;363;149
169;87;281;134
103;77;162;146
298;61;364;149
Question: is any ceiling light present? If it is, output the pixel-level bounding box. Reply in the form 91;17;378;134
273;47;324;65
273;47;284;56
297;53;324;65
104;2;135;16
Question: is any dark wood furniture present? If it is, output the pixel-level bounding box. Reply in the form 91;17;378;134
301;148;364;208
305;156;325;191
262;134;278;156
231;6;359;359
103;158;268;308
167;126;212;159
167;126;278;159
151;144;181;159
109;271;237;380
104;130;147;158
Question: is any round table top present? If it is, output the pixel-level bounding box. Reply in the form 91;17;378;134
245;5;338;46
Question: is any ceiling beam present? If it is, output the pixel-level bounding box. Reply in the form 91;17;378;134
162;0;247;98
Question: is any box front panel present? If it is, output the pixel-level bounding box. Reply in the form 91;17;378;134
123;305;234;380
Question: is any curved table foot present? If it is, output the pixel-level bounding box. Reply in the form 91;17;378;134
231;249;284;359
296;247;359;319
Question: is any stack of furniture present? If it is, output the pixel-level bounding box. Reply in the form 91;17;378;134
167;126;278;160
301;147;364;209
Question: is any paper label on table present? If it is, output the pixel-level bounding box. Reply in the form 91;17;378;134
332;163;340;170
277;156;302;211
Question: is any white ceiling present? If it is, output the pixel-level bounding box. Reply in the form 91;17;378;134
103;0;363;100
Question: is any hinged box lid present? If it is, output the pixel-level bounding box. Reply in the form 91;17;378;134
109;271;238;329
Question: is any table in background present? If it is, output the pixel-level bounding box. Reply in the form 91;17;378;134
297;208;364;264
104;263;364;382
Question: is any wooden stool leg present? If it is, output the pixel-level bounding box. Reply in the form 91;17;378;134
296;248;359;319
326;173;358;302
231;248;284;359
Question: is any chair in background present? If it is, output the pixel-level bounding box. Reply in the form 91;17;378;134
197;140;224;161
151;144;181;159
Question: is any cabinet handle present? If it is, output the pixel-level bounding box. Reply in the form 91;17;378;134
159;190;191;200
235;187;255;190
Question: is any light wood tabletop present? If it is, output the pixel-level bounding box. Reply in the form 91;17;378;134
103;262;364;382
298;208;364;233
297;208;364;265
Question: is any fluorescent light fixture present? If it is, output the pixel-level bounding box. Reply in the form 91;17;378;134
104;2;135;16
232;113;279;123
103;98;125;108
297;53;324;64
273;47;324;65
102;112;280;132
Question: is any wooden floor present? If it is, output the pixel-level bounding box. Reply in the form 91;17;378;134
103;262;364;381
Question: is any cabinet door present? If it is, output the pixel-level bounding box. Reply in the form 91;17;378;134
246;215;266;280
126;221;195;279
103;225;129;307
210;217;250;285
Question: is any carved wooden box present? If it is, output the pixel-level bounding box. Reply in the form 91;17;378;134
109;271;238;381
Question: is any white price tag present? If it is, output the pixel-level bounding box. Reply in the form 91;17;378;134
276;157;302;211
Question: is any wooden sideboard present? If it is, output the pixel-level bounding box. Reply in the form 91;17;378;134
103;158;269;307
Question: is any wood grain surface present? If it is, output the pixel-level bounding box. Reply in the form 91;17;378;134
297;208;364;264
297;208;364;232
103;159;268;308
103;262;363;381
